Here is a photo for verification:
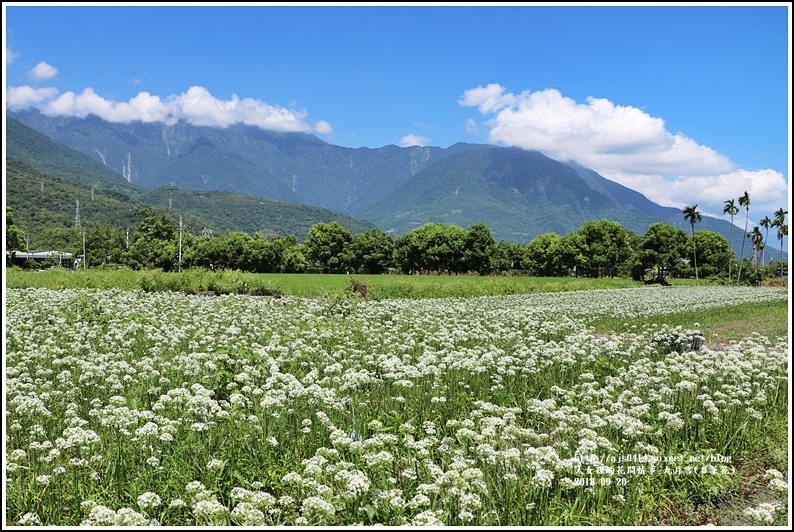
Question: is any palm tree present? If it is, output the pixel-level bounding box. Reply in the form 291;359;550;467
747;227;764;284
682;204;702;284
749;226;763;268
736;191;750;284
759;216;772;267
772;208;788;284
723;199;739;280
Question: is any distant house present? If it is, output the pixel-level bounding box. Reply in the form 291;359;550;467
7;250;75;269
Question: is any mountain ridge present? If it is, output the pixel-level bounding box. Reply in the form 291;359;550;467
5;118;377;244
7;108;772;254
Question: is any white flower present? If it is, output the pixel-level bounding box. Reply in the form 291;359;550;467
301;496;336;521
169;498;186;508
231;502;265;526
207;458;225;470
137;491;162;510
18;512;41;526
412;509;445;526
743;501;782;524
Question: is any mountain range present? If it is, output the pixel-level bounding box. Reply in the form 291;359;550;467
5;117;376;246
7;108;774;255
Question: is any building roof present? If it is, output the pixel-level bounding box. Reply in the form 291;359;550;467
8;250;74;260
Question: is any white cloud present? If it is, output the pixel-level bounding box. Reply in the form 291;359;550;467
460;83;787;225
605;169;788;225
9;84;332;135
6;86;59;110
314;120;333;135
5;47;19;65
398;134;430;147
27;61;58;81
463;118;479;136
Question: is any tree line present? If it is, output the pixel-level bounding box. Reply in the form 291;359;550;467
6;200;788;284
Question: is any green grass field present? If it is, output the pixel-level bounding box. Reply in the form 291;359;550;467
5;266;643;297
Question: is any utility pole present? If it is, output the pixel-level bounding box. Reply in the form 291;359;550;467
75;200;86;269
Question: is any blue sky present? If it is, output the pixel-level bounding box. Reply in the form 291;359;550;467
3;2;791;226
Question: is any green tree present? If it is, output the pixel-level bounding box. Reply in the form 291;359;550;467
426;223;467;275
759;215;772;267
123;209;179;271
723;198;739;281
6;206;26;253
243;234;271;273
640;222;687;283
749;226;763;268
463;222;496;275
491;241;524;274
561;231;588;278
219;231;253;270
682;204;702;284
771;208;788;284
266;235;307;273
689;230;732;278
85;222;127;266
575;220;635;278
393;230;423;274
523;233;567;276
304;221;353;273
349;229;394;274
736;191;750;283
185;235;223;270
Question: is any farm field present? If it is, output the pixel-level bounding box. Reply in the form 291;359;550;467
4;267;643;298
3;284;790;526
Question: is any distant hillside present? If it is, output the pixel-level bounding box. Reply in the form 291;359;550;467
6;118;378;245
7;110;780;256
139;187;376;238
9;109;454;215
6;115;144;199
360;145;752;244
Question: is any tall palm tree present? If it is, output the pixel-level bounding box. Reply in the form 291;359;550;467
749;226;763;268
682;204;702;284
772;208;788;284
747;226;764;284
723;199;739;280
759;216;772;267
777;224;788;285
736;191;750;284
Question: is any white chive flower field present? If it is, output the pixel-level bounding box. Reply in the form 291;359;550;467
4;285;789;526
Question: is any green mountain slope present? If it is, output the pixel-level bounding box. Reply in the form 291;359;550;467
139;186;376;238
6;116;144;198
361;145;750;245
6;119;378;245
9;109;452;214
154;137;300;202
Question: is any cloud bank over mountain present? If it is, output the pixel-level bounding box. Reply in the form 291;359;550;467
6;80;332;136
460;83;787;221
